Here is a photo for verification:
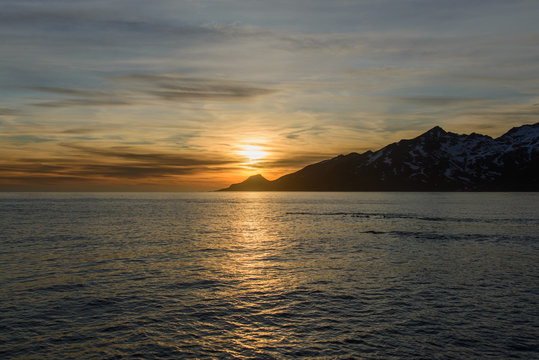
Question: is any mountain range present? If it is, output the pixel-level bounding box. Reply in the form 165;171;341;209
220;123;539;191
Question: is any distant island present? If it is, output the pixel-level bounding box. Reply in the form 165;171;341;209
220;123;539;191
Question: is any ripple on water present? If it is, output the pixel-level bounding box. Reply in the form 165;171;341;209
0;192;538;359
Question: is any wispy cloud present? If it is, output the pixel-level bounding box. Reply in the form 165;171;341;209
22;75;277;108
114;74;277;101
284;126;328;140
22;86;132;108
61;143;236;167
0;107;19;116
0;5;279;64
0;143;240;189
34;99;133;108
0;135;53;144
393;96;493;107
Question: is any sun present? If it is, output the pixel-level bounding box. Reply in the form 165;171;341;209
237;145;268;163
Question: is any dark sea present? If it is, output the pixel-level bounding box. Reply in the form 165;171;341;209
1;192;538;359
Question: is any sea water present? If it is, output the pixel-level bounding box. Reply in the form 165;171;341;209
1;192;538;359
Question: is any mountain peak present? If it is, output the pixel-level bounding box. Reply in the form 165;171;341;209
219;173;270;191
499;122;539;139
246;174;267;181
422;126;447;137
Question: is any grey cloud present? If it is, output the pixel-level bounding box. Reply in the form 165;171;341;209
277;34;358;52
0;9;105;24
0;135;53;144
150;88;273;101
2;9;253;38
0;174;90;185
34;99;131;108
24;86;133;108
61;143;235;167
34;99;132;108
8;4;522;65
0;7;265;51
285;126;328;140
0;162;69;173
25;87;114;97
394;96;492;107
0;10;215;35
61;128;103;135
72;164;201;178
114;74;277;101
0;107;19;116
465;108;539;118
445;71;539;84
23;75;276;108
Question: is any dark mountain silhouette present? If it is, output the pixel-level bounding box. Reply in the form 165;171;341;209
224;174;273;191
220;123;539;191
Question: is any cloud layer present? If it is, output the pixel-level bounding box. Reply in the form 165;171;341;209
23;75;276;108
1;0;539;189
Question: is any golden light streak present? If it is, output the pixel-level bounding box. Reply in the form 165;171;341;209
237;145;268;164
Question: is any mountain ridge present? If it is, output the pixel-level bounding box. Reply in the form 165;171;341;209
220;123;539;191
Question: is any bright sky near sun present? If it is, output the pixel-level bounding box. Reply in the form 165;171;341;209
1;0;539;190
238;145;269;164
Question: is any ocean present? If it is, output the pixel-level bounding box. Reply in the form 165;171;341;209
1;192;538;359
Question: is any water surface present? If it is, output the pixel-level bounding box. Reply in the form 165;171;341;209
1;192;538;359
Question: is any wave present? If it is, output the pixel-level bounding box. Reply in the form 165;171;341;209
285;211;538;224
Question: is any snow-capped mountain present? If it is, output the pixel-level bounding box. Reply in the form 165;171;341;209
220;123;539;191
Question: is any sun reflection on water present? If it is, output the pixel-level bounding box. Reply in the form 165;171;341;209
215;193;297;352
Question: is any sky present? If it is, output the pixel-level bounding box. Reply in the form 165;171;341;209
1;0;538;191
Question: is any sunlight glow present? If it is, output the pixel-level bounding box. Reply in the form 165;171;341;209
237;145;268;163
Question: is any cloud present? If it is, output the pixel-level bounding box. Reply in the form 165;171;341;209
284;126;328;140
22;75;277;108
0;144;239;185
394;96;492;107
114;74;277;101
71;164;202;178
0;5;271;54
34;99;132;108
0;107;19;116
457;105;539;121
23;86;132;108
61;143;236;167
0;135;53;144
25;87;112;97
277;33;359;52
0;141;334;187
0;162;69;173
60;128;104;135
